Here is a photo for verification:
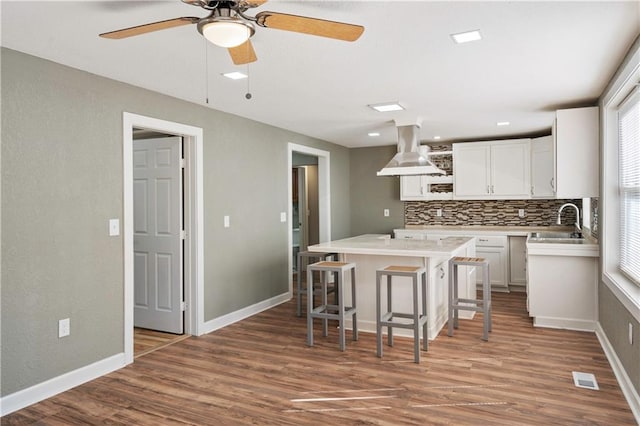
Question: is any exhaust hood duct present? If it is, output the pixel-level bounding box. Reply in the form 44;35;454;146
376;124;446;176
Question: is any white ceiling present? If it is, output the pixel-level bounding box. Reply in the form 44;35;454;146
2;1;639;148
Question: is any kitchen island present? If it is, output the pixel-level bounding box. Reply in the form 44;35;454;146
307;234;476;340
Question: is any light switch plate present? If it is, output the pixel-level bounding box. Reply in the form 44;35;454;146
109;219;120;236
280;212;287;222
58;318;70;338
224;215;230;228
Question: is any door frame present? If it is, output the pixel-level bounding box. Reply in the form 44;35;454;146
287;144;331;295
123;112;204;364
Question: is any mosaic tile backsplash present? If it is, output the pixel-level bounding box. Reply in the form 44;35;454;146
405;199;582;227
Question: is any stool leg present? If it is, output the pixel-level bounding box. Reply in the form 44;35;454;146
483;264;490;341
386;274;393;347
453;263;459;329
297;255;303;317
412;273;420;363
448;261;455;337
338;271;346;352
306;267;314;347
376;271;382;358
351;267;358;341
321;271;329;337
421;271;428;351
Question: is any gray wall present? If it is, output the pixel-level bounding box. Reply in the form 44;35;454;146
0;48;350;396
599;285;640;395
349;145;404;236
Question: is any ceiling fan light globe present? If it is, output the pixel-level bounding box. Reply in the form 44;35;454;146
201;21;254;48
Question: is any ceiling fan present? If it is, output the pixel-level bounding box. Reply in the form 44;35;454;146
99;0;365;65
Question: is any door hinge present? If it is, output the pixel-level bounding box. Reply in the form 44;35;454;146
180;158;186;169
180;230;186;240
181;301;186;311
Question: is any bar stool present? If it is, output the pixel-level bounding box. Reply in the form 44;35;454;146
306;261;357;351
376;265;428;363
448;256;492;341
296;251;337;317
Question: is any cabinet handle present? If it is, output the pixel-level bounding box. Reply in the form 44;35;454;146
439;267;445;279
491;185;495;193
550;177;555;190
531;186;534;195
486;185;490;194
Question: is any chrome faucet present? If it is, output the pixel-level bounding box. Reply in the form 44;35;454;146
557;203;581;231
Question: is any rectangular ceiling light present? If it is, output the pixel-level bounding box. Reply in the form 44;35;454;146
369;102;404;112
451;30;482;44
222;71;248;80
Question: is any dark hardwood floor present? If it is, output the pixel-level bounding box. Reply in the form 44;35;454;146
3;292;636;425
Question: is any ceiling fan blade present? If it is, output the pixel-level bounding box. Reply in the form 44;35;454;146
228;40;258;65
99;17;199;39
255;11;364;42
240;0;269;7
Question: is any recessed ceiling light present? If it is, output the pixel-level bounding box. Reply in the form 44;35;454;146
433;136;441;140
451;30;482;44
222;71;248;80
368;102;404;112
368;132;381;137
497;121;510;126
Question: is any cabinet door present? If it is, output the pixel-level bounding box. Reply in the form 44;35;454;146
400;175;425;200
490;140;531;198
453;143;490;198
531;135;555;198
508;237;527;286
476;247;508;289
555;107;599;198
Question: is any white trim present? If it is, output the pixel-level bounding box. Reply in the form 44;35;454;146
0;353;125;416
596;322;640;423
287;143;331;296
201;292;290;335
532;316;596;332
123;112;205;367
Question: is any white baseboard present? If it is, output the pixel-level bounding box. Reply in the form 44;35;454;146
533;316;596;332
595;322;640;423
201;292;290;335
0;353;126;417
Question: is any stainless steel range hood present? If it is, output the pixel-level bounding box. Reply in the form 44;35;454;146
377;124;446;176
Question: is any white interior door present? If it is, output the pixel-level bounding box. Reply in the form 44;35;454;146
133;136;184;334
297;166;309;251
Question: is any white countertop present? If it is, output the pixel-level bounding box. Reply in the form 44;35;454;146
308;234;475;257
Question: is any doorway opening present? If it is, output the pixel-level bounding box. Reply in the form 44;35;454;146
123;113;204;364
287;144;331;296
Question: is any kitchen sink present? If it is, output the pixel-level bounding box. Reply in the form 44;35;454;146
528;231;585;243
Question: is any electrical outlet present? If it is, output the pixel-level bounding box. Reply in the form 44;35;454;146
58;318;70;338
383;209;390;217
436;209;442;217
109;219;120;236
518;209;525;218
629;323;634;345
223;215;230;228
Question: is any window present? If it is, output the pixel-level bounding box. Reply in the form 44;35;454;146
618;89;640;285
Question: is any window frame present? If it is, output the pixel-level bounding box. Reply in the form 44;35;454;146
601;37;640;322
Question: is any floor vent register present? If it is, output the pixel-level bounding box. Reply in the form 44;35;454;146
572;371;599;390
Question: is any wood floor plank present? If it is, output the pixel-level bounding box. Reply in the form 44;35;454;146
3;292;636;425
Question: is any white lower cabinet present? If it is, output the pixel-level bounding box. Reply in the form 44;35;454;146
475;236;509;291
508;236;527;289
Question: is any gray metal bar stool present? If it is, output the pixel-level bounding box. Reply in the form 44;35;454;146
306;261;357;351
376;265;428;363
296;251;337;317
448;256;492;341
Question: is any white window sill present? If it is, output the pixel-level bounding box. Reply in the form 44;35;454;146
603;271;640;323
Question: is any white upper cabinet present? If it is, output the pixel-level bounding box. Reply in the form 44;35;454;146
400;175;427;200
554;106;599;198
453;139;531;199
530;135;555;198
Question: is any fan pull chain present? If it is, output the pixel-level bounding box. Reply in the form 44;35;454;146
204;38;210;104
245;62;252;100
